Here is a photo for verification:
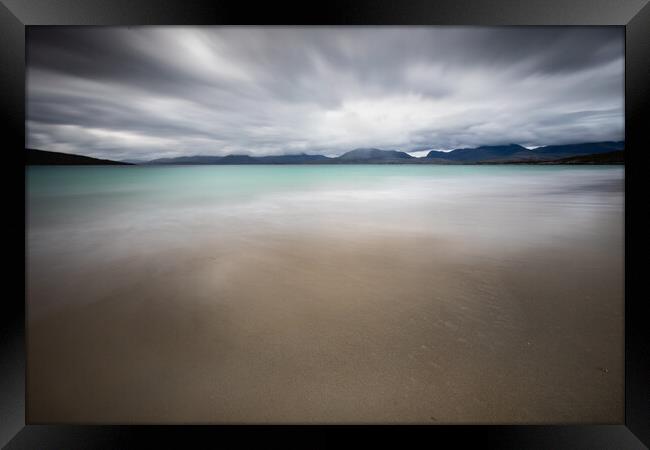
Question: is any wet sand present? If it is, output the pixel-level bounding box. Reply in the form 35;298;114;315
28;231;623;424
27;166;624;423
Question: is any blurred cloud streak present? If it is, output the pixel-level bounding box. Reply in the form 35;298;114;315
27;26;624;160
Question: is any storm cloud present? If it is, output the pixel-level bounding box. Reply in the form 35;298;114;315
26;26;624;160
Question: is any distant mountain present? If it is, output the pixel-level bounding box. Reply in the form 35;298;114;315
147;153;331;165
213;155;255;164
146;149;418;164
546;150;624;164
426;141;624;163
258;154;332;164
427;144;529;162
145;148;418;165
530;141;624;158
144;143;624;165
337;148;414;162
32;141;623;166
26;148;132;165
148;155;224;164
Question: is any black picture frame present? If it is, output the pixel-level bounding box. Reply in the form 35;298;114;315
1;0;648;448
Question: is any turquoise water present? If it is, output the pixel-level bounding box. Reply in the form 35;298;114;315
27;164;623;215
27;164;624;239
27;164;622;199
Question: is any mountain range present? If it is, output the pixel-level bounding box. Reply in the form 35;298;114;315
141;141;624;164
141;153;331;165
425;142;624;163
25;141;624;165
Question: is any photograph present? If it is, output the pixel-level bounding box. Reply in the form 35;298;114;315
25;25;625;424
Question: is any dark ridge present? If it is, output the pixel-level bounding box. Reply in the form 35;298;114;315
26;148;132;166
146;153;332;165
427;144;529;162
30;141;625;165
147;155;224;164
546;150;625;164
338;148;414;161
532;141;625;157
472;150;625;165
257;154;332;164
427;141;624;163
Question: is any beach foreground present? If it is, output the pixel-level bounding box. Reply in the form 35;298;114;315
27;165;624;423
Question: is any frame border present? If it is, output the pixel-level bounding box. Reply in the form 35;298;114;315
1;1;648;447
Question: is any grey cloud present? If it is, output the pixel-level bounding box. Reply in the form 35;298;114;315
26;26;624;160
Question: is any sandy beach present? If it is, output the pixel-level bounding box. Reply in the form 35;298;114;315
27;165;624;423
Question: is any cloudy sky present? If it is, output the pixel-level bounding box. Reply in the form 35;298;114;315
27;26;624;160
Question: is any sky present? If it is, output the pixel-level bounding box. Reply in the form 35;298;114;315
26;26;624;160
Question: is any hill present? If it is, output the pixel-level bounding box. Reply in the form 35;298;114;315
545;150;624;164
28;142;625;166
336;148;414;162
26;149;132;165
532;142;624;159
427;144;530;162
147;153;331;165
427;141;624;163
